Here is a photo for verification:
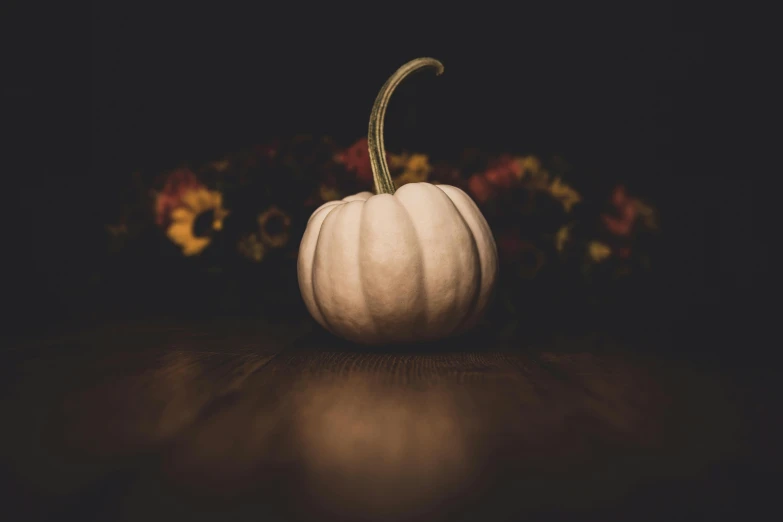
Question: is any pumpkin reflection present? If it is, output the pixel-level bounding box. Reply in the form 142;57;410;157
292;375;475;519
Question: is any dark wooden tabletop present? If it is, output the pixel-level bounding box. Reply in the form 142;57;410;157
1;318;776;521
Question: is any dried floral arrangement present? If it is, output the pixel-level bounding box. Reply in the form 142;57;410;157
96;134;660;330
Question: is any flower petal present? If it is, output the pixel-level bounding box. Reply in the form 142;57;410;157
182;237;210;256
180;189;202;212
170;207;195;224
166;222;193;245
197;189;213;210
209;191;222;208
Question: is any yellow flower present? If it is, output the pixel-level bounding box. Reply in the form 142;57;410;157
394;154;432;188
258;206;292;248
588;241;612;262
166;188;229;256
393;170;421;188
404;154;432;181
555;223;574;252
549;177;582;212
238;233;266;262
319;184;341;202
514;155;550;190
388;153;409;171
514;155;542;180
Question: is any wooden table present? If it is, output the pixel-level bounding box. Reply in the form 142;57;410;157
1;318;775;521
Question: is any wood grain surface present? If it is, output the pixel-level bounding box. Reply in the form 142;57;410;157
1;319;775;521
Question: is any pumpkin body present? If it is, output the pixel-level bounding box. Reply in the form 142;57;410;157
297;182;498;344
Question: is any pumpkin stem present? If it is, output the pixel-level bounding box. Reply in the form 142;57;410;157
368;57;444;195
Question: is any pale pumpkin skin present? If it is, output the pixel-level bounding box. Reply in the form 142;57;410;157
298;184;497;344
297;57;498;344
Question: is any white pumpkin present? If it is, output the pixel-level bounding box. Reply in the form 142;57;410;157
297;58;498;344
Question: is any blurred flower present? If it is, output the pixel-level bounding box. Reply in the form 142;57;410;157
393;173;415;188
529;171;551;191
548;177;581;212
601;185;638;236
335;138;374;184
166;188;230;256
484;155;522;189
588;241;612;262
388;152;409;171
404;154;432;181
467;174;495;204
516;155;542;180
617;247;632;259
154;168;203;228
258;206;291;248
555;223;574;252
515;155;552;190
394;154;432;187
238;233;266;262
319;183;341;202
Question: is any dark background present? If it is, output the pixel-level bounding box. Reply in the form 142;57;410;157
5;2;769;346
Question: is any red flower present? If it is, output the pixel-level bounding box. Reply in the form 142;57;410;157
335;137;397;185
483;155;521;189
601;184;639;236
468;174;495;204
336;138;373;183
154;168;204;227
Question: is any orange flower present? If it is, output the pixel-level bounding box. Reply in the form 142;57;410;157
165;189;229;256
